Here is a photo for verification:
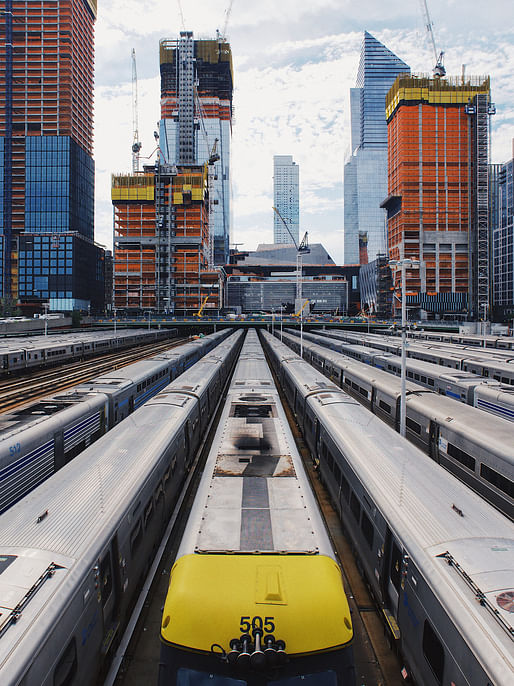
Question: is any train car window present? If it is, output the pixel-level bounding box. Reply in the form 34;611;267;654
358;386;368;398
501;377;509;384
53;637;77;686
447;443;476;471
480;464;514;498
361;511;374;550
144;500;154;528
414;374;420;381
333;461;342;486
341;474;350;501
428;378;434;386
379;400;391;414
406;417;421;435
422;620;445;684
130;520;143;553
350;492;361;523
421;376;427;383
304;414;313;434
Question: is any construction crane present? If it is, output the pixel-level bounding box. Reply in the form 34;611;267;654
220;0;234;40
419;0;445;77
131;49;142;172
176;0;186;31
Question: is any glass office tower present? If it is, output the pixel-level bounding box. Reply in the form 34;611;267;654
0;0;104;312
493;157;514;320
273;155;300;245
343;32;409;264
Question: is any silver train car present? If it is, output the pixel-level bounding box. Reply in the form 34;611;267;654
0;330;243;686
0;327;177;374
159;329;355;685
278;331;514;520
262;330;514;686
317;329;514;384
0;329;232;513
294;329;514;417
403;329;514;350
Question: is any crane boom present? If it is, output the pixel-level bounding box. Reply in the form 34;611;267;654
131;49;142;173
418;0;445;77
222;0;234;39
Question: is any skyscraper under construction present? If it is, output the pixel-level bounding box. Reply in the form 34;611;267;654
112;32;233;315
382;74;495;319
0;0;105;312
159;33;233;266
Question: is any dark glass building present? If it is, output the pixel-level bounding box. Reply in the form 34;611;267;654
343;32;410;264
0;0;104;313
493;155;514;321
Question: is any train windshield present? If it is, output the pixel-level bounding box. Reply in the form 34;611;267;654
176;669;337;685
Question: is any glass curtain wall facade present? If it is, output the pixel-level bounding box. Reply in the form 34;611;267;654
0;0;102;312
493;158;514;320
343;32;410;264
273;155;300;244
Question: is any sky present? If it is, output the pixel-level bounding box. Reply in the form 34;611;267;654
94;0;514;264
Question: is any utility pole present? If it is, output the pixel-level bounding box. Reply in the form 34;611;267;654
389;258;420;437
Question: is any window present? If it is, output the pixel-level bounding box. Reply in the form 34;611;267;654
350;491;361;523
341;474;350;501
361;511;374;550
406;417;421;435
447;443;476;472
53;638;77;686
130;520;142;553
480;464;514;498
422;621;445;684
379;400;391;414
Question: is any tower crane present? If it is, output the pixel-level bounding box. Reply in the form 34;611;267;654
221;0;234;40
419;0;446;77
131;49;142;172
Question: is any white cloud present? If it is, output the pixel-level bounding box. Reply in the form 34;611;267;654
94;1;514;262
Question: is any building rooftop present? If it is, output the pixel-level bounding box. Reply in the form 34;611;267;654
235;243;336;267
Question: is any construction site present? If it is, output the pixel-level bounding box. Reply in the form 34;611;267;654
112;31;232;316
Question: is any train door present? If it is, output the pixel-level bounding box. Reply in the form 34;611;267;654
54;430;65;470
314;419;321;465
99;537;121;653
428;421;439;462
383;530;403;617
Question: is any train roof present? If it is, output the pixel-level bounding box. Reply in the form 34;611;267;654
163;331;353;657
268;333;514;682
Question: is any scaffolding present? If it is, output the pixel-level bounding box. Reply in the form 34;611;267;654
467;93;494;320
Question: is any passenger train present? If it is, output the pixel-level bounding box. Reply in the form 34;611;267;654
0;330;243;686
0;329;232;513
317;329;514;385
398;328;514;350
261;330;514;686
293;329;514;421
0;327;177;374
278;331;514;520
159;330;355;685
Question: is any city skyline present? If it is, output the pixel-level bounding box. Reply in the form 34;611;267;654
92;2;513;264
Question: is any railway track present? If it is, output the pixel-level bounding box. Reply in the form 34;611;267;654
0;336;188;413
111;333;403;686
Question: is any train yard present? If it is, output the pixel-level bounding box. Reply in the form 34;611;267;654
0;328;512;686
